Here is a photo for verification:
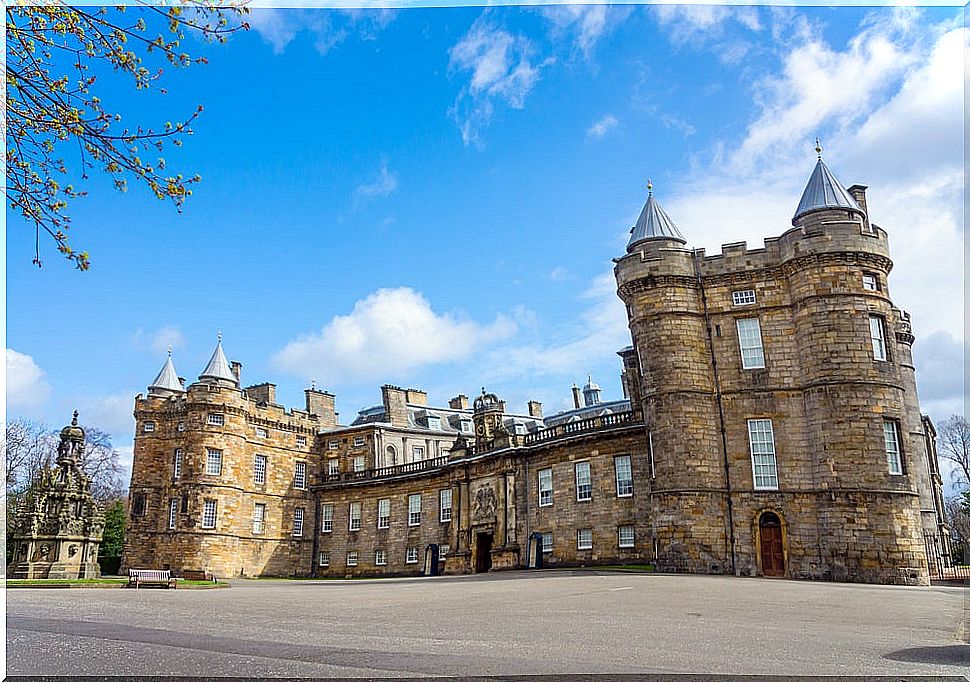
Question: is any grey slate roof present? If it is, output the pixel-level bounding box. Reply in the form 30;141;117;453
199;337;237;384
149;351;184;393
793;158;863;221
628;192;686;249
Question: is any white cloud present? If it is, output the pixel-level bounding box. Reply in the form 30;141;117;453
540;4;631;58
653;4;762;63
273;287;517;384
73;391;138;442
354;160;399;204
448;15;553;146
657;18;965;356
549;266;569;281
587;114;619;139
249;8;395;56
129;326;186;355
6;349;51;413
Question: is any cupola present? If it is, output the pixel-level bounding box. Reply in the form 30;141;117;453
627;180;686;251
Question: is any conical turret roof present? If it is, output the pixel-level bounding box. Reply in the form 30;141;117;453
149;349;184;393
199;334;237;385
628;185;686;250
793;157;862;222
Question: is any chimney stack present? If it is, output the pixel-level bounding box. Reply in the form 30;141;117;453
527;400;543;419
571;383;582;409
230;361;242;384
305;388;336;429
448;394;469;410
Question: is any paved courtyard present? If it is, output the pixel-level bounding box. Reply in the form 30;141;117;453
6;570;969;678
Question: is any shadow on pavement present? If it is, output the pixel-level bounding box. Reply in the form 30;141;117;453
883;644;969;666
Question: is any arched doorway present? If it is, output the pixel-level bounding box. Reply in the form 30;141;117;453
385;445;397;467
759;512;785;577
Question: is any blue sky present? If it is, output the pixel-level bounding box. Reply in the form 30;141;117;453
5;4;965;485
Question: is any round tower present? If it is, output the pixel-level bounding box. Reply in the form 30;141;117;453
614;182;731;574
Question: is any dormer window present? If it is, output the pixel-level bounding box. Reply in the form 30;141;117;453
426;416;441;430
458;419;472;433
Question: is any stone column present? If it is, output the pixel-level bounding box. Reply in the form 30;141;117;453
505;471;517;546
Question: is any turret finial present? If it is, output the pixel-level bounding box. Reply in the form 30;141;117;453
647;178;653;193
815;137;822;159
217;329;222;342
72;410;79;426
311;379;316;391
167;345;172;357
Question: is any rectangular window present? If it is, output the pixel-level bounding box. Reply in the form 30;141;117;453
541;532;553;554
426;415;441;430
321;504;333;533
353;455;365;473
575;461;592;502
439;544;450;558
180;494;188;513
131;493;146;516
293;507;305;537
143;421;155;433
869;315;887;361
406;547;418;564
328;439;339;450
439;489;453;522
618;525;635;548
318;552;330;567
173;449;182;480
177;421;185;432
614;455;634;497
255;426;268;438
205;449;222;476
737;318;766;369
296;435;307;446
577;528;593;550
538;468;553;506
353;436;365;447
253;454;267;485
327;459;339;476
294;461;307;489
375;549;387;566
408;494;421;526
168;499;178;530
862;273;879;291
377;498;390;529
207;413;224;426
748;419;779;490
884;419;903;475
346;551;358;567
349;502;361;531
412;445;425;460
460;420;472;433
252;502;266;535
732;289;756;306
202;500;217;529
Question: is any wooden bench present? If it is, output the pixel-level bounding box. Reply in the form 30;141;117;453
180;569;212;582
127;569;177;589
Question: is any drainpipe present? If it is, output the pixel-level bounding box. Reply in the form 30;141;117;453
310;496;320;578
693;249;737;576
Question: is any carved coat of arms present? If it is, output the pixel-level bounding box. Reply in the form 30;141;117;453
473;486;497;522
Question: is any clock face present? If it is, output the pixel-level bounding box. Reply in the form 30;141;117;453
476;423;487;436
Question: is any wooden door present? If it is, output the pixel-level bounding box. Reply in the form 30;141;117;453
475;533;493;573
759;513;785;577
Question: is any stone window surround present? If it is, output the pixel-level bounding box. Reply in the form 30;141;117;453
748;418;779;490
255;426;268;438
296;435;307;446
538;467;553;507
353;436;366;448
862;272;880;291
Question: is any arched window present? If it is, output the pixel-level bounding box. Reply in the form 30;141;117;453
385;445;397;467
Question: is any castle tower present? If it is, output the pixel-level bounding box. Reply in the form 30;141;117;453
614;181;731;574
148;348;185;398
472;389;505;451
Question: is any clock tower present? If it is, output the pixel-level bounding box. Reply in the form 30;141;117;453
472;388;504;451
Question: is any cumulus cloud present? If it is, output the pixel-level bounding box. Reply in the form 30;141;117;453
655;14;965;355
448;14;553;146
273;287;517;384
587;114;619;139
540;4;632;58
6;348;51;412
249;8;395;56
73;391;138;441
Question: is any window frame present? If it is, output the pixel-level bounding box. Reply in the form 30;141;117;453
205;449;223;476
353;435;365;448
349;501;362;531
541;532;553;554
207;413;225;426
168;498;178;530
318;551;330;567
736;317;766;369
201;499;217;529
412;445;426;460
618;525;635;548
327;458;339;476
377;498;390;529
408;493;422;526
328;439;339;450
293;460;308;489
883;419;904;475
577;528;593;550
439;488;453;522
253;454;267;486
405;547;419;564
575;461;592;502
614;455;634;497
296;435;307;447
862;273;880;292
252;502;266;535
375;549;387;566
321;503;334;533
869;315;888;362
143;421;156;433
346;550;358;567
173;448;182;480
732;289;756;306
293;507;305;537
538;467;553;507
255;426;268;438
353;455;365;473
747;418;779;490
